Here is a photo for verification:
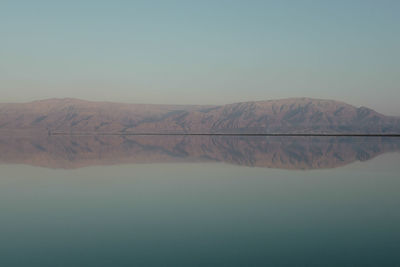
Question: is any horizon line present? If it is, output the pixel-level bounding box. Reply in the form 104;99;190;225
50;132;400;137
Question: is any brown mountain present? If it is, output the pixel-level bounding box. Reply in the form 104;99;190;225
0;135;399;169
0;98;399;134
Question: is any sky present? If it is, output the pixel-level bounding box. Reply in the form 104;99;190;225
1;0;399;115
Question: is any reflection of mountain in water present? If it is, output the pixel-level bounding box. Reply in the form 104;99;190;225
0;134;399;170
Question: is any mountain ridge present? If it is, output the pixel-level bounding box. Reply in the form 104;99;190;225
0;97;399;134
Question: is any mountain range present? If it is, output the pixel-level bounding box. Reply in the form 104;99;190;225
1;98;399;134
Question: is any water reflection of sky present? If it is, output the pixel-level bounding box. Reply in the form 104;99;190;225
0;151;399;266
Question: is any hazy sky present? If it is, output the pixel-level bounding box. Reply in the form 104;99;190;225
1;0;399;115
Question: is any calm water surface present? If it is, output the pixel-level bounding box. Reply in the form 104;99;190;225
0;136;399;266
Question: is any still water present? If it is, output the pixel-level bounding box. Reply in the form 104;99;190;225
0;135;399;266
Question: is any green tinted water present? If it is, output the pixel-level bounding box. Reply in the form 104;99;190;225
0;137;399;266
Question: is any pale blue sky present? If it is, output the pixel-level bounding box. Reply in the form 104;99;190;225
1;0;399;115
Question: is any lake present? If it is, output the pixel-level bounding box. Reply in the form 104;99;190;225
0;135;399;266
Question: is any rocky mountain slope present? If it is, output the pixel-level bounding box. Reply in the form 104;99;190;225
0;98;399;134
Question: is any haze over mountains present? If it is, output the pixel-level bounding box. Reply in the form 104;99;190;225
0;97;400;134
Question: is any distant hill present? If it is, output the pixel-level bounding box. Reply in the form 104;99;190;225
0;98;399;134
